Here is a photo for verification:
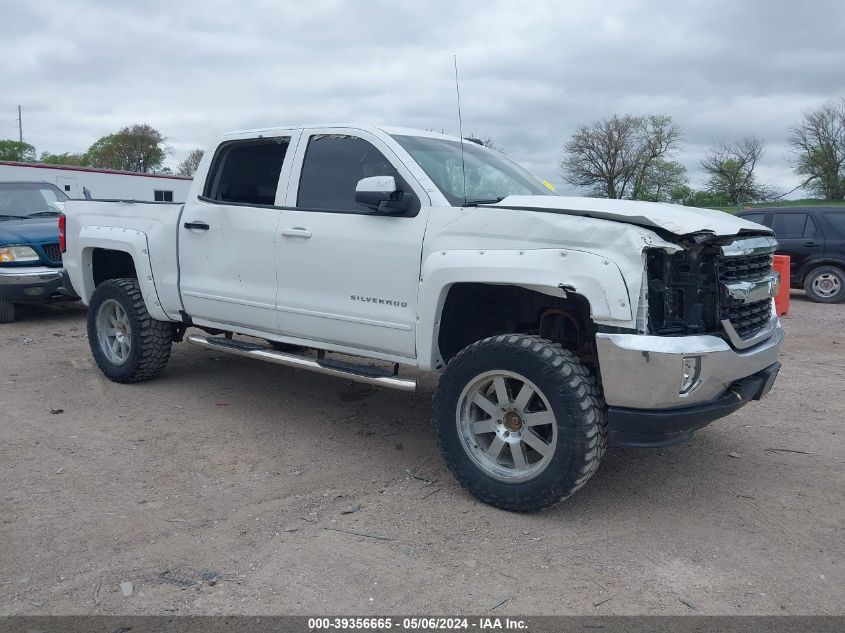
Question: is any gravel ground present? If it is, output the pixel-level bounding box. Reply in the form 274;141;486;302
1;291;842;615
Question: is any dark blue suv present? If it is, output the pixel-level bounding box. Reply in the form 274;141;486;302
0;181;76;322
737;206;845;303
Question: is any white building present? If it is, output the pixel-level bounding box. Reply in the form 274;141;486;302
0;161;193;202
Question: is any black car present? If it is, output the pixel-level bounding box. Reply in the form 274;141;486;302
737;207;845;303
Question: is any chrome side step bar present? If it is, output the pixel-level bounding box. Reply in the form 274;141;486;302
186;334;417;392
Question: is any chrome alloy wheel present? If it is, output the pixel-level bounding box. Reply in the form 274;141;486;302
812;272;842;298
456;370;557;482
96;299;132;365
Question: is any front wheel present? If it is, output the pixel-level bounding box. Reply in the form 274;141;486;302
87;278;173;383
804;266;845;303
434;334;607;512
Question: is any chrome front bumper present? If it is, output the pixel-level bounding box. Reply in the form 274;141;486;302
0;266;63;286
595;320;784;410
0;266;65;302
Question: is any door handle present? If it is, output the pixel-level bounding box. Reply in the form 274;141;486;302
803;241;818;247
184;221;210;231
281;227;312;238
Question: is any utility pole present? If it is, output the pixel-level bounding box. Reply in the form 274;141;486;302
17;105;23;142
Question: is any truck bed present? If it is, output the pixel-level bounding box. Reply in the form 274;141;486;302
62;199;184;320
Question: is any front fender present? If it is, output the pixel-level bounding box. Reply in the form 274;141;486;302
70;226;169;321
416;248;634;370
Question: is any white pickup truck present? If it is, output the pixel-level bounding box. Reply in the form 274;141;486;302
61;125;783;511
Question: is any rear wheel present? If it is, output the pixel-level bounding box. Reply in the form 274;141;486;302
434;334;607;512
804;266;845;303
87;279;173;382
0;297;14;323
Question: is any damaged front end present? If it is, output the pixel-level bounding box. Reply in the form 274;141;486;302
596;233;783;447
644;234;779;347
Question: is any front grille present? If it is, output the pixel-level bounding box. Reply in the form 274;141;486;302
721;299;772;339
646;237;777;346
718;253;773;282
41;243;62;263
718;246;776;344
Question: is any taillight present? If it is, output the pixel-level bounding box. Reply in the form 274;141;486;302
59;213;66;253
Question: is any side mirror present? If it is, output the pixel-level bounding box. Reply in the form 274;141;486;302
355;176;408;213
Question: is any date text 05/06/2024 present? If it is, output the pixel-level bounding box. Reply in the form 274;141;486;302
307;617;528;630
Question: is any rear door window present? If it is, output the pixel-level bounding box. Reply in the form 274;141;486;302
204;138;290;205
770;213;809;239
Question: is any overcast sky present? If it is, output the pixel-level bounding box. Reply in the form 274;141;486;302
3;0;844;195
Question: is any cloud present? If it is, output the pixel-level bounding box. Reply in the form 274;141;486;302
2;0;844;196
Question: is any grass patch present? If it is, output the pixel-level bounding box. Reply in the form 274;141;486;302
714;199;845;214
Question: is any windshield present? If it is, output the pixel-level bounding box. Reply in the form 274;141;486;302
0;182;68;218
391;134;556;206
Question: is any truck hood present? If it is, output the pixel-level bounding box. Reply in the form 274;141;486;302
485;196;772;237
0;216;60;246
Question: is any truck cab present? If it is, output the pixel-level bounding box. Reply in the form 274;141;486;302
61;125;784;511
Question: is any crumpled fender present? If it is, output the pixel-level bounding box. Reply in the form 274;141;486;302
415;248;633;371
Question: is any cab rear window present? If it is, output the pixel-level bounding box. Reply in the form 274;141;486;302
203;138;290;206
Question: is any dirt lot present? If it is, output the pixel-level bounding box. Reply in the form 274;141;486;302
1;292;843;616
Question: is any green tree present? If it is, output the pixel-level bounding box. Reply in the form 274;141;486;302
86;124;171;173
0;140;36;162
788;98;845;200
39;151;89;166
670;186;731;208
176;148;204;177
633;160;687;202
629;116;684;200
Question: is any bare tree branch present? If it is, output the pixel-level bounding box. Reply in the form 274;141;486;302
788;98;845;200
177;149;204;177
560;114;682;199
701;136;776;204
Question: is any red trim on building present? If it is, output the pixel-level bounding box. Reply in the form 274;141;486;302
0;160;192;181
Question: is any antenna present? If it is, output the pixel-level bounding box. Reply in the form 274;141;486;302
453;55;467;206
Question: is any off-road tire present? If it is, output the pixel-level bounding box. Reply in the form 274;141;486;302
804;265;845;303
87;278;173;383
0;297;14;323
434;334;607;512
